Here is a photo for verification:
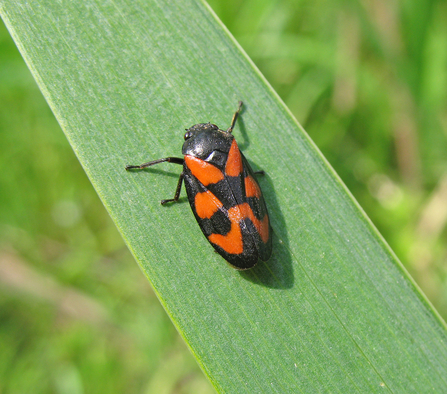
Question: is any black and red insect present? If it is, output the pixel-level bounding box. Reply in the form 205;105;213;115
126;101;272;270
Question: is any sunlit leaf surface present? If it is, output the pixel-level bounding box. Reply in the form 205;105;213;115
2;0;446;392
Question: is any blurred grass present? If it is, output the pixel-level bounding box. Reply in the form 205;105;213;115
1;0;447;392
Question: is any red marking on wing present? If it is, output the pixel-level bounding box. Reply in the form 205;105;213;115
195;190;223;219
185;155;224;186
244;175;261;199
225;139;243;177
208;203;269;255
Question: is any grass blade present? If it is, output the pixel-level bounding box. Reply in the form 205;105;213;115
1;0;446;392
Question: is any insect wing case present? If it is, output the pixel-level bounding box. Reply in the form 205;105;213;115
182;126;271;269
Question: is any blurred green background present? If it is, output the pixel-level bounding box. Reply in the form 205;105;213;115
1;0;446;392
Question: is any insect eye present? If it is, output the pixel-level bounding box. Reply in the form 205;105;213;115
184;131;192;140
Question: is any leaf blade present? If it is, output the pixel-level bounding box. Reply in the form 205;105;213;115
2;0;447;392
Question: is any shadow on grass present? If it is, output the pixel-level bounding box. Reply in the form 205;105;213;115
239;169;294;289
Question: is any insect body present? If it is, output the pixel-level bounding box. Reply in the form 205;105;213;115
126;101;272;270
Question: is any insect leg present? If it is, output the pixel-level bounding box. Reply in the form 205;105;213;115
126;157;185;204
161;172;184;205
226;101;243;134
125;157;184;170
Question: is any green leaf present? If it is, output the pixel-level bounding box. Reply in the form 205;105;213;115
2;0;446;392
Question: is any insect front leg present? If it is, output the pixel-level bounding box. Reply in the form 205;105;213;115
125;157;185;204
226;101;243;134
161;172;184;205
125;157;184;170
